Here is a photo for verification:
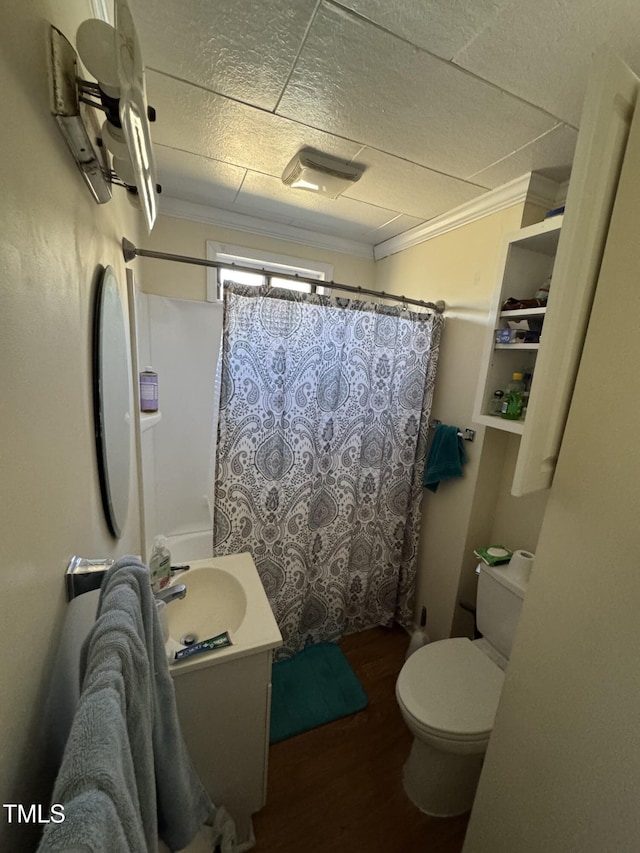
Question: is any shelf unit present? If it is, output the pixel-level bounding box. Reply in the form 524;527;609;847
140;411;162;432
473;216;563;432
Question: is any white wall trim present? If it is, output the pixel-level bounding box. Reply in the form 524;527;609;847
159;196;375;260
374;173;559;260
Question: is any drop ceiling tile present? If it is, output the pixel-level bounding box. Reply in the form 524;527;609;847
154;145;245;208
146;71;362;179
468;124;577;188
454;0;612;127
130;0;317;110
343;148;488;219
338;0;507;60
277;2;557;178
371;214;425;243
234;171;394;237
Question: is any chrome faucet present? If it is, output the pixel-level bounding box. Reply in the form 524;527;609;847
155;583;187;604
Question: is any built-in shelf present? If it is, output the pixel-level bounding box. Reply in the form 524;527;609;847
474;414;525;435
499;307;547;319
473;215;562;437
494;343;541;350
140;411;162;432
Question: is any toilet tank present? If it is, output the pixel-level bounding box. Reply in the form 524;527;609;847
476;564;528;660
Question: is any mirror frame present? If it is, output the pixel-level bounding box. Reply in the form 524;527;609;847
92;265;132;538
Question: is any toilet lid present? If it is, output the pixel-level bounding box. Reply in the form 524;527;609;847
397;638;505;739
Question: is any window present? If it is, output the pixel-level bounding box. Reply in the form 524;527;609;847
206;242;332;302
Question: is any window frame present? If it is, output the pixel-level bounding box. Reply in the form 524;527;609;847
206;242;333;302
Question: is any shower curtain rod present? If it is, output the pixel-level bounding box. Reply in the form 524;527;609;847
121;238;446;314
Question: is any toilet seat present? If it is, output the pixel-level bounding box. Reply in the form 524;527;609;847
396;638;504;743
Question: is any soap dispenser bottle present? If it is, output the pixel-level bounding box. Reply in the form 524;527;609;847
149;535;171;594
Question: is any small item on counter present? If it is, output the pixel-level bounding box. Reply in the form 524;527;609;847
474;546;513;566
149;534;172;593
140;366;158;413
488;389;505;415
501;372;526;420
174;631;233;661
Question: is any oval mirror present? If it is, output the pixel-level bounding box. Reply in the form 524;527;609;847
93;265;132;538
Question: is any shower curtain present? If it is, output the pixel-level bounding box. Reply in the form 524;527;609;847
213;283;443;657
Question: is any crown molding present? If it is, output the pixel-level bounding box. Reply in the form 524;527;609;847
159;196;375;260
374;172;559;260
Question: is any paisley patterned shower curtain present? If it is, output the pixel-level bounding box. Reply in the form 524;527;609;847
213;284;443;657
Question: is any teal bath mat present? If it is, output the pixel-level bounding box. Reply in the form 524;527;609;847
270;642;368;744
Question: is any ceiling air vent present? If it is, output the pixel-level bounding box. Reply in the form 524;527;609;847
282;149;365;198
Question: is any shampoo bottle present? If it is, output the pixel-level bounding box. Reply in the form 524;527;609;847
149;535;171;593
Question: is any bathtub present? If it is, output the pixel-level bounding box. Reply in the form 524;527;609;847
166;530;213;563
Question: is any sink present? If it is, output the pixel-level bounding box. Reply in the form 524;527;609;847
165;567;247;644
162;552;282;672
164;552;283;847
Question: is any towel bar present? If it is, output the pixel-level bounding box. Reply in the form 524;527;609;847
428;420;476;442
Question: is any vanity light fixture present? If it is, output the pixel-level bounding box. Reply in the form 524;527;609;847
48;0;160;231
281;149;365;199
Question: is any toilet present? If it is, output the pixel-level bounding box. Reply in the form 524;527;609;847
396;563;528;817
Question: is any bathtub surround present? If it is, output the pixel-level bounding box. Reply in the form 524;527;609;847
213;284;442;656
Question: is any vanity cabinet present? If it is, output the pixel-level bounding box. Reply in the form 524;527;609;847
473;216;562;436
172;648;274;849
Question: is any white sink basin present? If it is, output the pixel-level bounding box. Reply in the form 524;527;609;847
166;567;247;643
163;552;282;673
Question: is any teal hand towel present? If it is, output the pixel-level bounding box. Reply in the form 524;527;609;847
423;424;467;492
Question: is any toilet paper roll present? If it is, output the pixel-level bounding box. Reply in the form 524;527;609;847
508;550;535;584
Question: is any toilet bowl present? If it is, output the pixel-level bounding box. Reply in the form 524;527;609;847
395;562;528;817
396;638;504;816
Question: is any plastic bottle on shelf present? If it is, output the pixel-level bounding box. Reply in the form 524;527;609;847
149;535;171;593
535;275;551;304
488;389;505;416
501;372;525;420
140;366;158;413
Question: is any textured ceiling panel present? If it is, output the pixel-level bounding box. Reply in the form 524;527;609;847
146;71;362;178
130;0;317;110
371;214;425;243
454;0;618;127
277;2;558;178
469;124;577;189
235;171;395;238
154;146;246;209
338;0;507;60
130;0;632;248
343;148;489;219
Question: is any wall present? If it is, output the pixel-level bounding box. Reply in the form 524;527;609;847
375;206;548;640
137;214;377;300
462;89;640;853
0;3;144;849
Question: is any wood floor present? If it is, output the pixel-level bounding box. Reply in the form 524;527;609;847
253;625;469;853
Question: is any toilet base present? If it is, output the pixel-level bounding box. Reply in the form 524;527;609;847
402;736;484;817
